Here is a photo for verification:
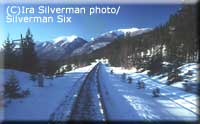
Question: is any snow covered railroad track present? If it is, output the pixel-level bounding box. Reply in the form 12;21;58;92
70;63;106;121
49;72;88;121
50;64;95;122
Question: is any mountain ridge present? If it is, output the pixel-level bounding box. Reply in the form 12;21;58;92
36;27;151;60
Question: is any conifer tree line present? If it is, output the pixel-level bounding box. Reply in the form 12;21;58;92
69;5;198;75
1;29;73;75
114;5;198;73
1;28;61;75
2;28;38;74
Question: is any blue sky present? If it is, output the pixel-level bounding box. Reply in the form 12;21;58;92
0;4;181;44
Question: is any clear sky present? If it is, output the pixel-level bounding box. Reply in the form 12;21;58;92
0;4;181;44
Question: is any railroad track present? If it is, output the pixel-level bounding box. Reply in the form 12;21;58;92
69;63;106;121
50;66;93;121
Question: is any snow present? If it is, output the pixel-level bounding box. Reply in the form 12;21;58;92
171;63;199;92
0;62;198;121
100;27;151;38
53;35;78;45
72;27;152;56
41;42;48;47
109;66;137;74
117;27;140;33
178;63;199;80
162;61;172;65
70;65;105;120
90;42;110;51
117;27;150;34
98;64;198;121
0;46;3;51
90;37;94;41
150;63;199;91
0;64;94;121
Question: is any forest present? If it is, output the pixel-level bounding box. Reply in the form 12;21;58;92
68;5;198;76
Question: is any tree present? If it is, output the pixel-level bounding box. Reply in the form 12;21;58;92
20;28;38;73
37;73;44;87
66;64;72;71
3;35;18;69
4;73;21;98
44;60;60;76
147;52;163;75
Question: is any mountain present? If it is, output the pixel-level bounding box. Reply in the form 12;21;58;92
73;5;197;72
71;27;151;56
53;35;78;46
36;27;150;61
36;35;87;60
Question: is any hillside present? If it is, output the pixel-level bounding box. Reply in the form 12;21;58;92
67;5;198;74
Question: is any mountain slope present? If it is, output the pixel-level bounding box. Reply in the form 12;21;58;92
35;27;150;61
66;5;197;70
72;27;151;56
36;36;87;60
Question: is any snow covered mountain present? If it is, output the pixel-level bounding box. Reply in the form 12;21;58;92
53;35;78;46
36;35;87;60
36;27;151;60
116;27;151;37
72;27;151;56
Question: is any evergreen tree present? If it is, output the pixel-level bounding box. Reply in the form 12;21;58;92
4;73;21;98
66;64;72;71
148;53;163;75
44;60;59;76
21;28;38;73
37;73;44;87
3;35;17;69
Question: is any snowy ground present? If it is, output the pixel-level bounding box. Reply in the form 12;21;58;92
99;64;198;121
70;65;105;121
0;64;95;121
151;63;199;92
172;63;199;91
0;62;198;121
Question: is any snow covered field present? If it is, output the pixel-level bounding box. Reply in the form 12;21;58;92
98;64;198;121
151;63;199;91
0;62;198;121
0;64;95;121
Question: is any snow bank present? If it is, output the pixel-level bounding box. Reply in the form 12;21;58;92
172;63;199;90
100;64;198;121
0;64;94;121
109;66;137;74
149;63;199;91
